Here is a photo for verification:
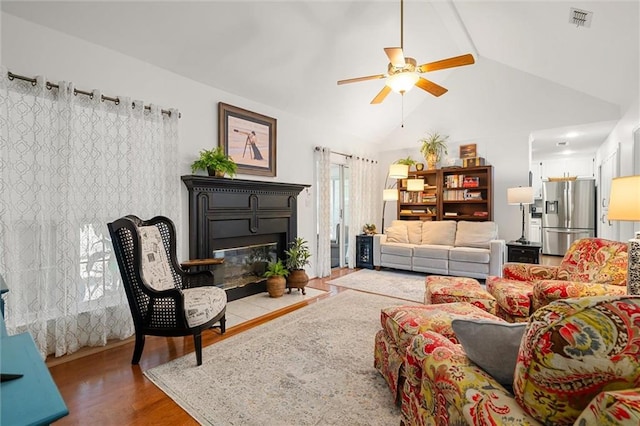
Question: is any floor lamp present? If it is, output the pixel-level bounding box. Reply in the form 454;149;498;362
607;175;640;295
382;164;408;231
507;186;534;244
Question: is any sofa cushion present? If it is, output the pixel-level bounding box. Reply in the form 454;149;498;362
421;220;457;246
557;238;628;286
513;296;640;425
451;318;526;386
380;242;413;256
406;221;423;245
385;225;409;243
454;221;498;249
449;246;491;263
413;244;451;260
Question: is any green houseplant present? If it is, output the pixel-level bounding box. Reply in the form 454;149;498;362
263;259;289;298
395;155;423;171
284;237;311;295
419;132;449;170
191;147;238;177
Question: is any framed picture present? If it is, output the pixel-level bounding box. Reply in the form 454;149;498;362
218;102;277;177
459;143;477;159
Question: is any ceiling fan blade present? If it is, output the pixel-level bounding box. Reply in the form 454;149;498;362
384;47;406;67
337;74;386;85
416;77;448;97
418;53;475;73
371;86;392;104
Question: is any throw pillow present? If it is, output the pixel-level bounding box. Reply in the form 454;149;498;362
451;318;526;387
454;221;498;248
139;225;175;291
385;225;409;243
421;221;457;246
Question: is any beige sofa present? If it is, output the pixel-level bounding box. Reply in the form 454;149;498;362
373;220;505;279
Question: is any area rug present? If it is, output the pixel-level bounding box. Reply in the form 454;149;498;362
327;269;426;302
144;290;416;425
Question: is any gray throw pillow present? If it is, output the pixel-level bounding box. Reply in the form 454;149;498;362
451;318;527;387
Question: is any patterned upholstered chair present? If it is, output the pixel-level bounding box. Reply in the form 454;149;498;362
401;295;640;425
108;215;226;366
487;238;628;322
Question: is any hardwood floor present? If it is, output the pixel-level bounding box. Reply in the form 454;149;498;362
46;268;355;425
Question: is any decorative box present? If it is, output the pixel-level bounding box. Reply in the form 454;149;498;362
462;157;485;167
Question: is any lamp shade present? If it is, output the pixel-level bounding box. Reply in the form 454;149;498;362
386;72;419;94
383;188;398;201
608;175;640;221
407;179;425;192
507;186;534;205
388;164;409;179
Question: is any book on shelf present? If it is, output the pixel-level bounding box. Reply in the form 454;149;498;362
444;212;458;216
473;211;489;217
462;176;480;188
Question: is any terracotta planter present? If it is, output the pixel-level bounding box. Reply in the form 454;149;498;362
286;269;309;295
266;276;286;298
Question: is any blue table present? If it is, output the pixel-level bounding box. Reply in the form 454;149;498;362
1;332;69;425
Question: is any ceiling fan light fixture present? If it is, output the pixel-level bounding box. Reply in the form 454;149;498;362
386;71;419;93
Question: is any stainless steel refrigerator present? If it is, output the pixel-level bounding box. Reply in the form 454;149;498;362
542;179;596;255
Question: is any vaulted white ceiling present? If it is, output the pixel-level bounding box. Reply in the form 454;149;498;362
2;1;638;157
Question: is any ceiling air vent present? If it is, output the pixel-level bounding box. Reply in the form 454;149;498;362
569;8;593;28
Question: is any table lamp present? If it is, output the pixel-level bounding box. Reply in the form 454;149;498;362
607;175;640;295
507;186;534;244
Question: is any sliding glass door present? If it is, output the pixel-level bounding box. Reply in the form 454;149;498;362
330;163;350;268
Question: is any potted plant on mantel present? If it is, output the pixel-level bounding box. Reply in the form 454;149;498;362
419;132;449;170
191;146;238;177
263;259;289;298
284;237;311;295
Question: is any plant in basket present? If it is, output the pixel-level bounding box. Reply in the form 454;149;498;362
284;237;311;295
263;259;289;298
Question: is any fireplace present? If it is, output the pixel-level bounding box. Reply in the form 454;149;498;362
181;175;309;301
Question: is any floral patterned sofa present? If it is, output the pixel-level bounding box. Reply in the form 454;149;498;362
486;238;628;322
400;295;640;425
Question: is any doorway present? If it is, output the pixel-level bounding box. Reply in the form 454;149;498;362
330;163;350;268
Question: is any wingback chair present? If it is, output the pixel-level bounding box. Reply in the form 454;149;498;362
108;215;227;366
486;238;628;322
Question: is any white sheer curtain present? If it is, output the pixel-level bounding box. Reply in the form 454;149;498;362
0;67;180;358
315;147;332;277
347;156;379;269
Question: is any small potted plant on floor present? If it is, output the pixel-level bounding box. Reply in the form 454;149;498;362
191;146;238;177
284;237;311;295
264;259;289;298
419;132;448;170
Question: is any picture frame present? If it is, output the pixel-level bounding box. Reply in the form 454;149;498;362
218;102;277;177
459;143;477;159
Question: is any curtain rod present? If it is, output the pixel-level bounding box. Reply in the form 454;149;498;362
7;71;181;118
313;146;378;163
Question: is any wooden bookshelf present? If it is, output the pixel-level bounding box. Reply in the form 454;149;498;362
397;166;493;221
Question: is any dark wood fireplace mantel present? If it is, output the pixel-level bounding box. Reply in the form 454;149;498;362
181;175;309;299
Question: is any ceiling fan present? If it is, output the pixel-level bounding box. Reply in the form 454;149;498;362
337;0;475;104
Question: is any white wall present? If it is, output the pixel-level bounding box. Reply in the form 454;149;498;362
1;13;377;276
596;97;640;240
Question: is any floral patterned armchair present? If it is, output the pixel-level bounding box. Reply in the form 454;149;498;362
401;295;640;426
487;238;628;322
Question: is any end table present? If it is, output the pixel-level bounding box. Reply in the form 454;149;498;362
506;241;542;264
